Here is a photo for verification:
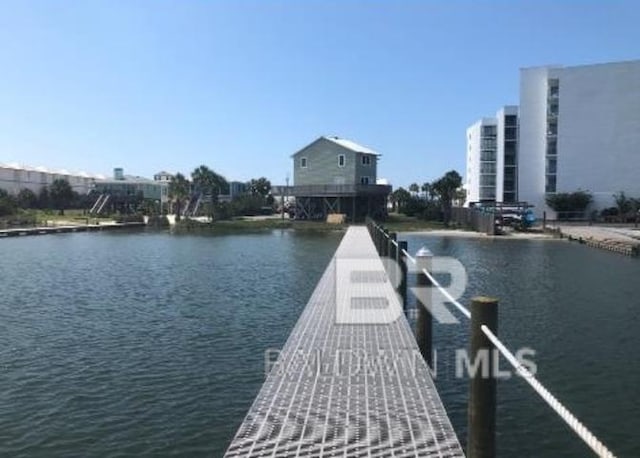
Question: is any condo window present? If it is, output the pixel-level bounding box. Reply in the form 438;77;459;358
504;167;517;183
480;150;496;162
300;157;307;168
361;155;371;166
481;125;497;137
360;176;370;185
480;175;496;187
338;154;345;167
504;154;517;166
480;162;496;174
505;127;517;141
481;138;497;149
545;175;557;193
503;192;516;203
479;187;496;200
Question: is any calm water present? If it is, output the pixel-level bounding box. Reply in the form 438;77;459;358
0;230;638;457
403;234;640;457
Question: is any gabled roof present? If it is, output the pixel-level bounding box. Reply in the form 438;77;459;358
292;136;380;157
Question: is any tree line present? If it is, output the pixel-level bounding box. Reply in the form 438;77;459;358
1;165;275;221
168;165;273;221
546;190;640;222
389;170;464;225
0;178;79;217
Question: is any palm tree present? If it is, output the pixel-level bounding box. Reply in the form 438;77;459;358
191;165;228;220
408;183;420;195
432;170;462;226
50;178;75;215
421;182;434;201
391;187;411;213
168;173;190;221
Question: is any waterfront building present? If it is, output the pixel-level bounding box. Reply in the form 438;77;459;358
92;168;169;204
153;171;174;183
465;106;519;206
0;162;102;195
287;136;391;221
465;59;640;217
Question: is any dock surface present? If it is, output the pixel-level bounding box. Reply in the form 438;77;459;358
225;226;463;457
0;222;145;238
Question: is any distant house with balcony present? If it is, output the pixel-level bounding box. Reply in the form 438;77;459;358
284;136;391;221
90;168;169;214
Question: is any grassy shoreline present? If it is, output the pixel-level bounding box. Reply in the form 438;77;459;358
172;218;348;233
171;214;452;234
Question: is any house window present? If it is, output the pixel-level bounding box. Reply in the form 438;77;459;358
360;176;370;185
361;155;371;166
338;154;345;167
300;157;307;168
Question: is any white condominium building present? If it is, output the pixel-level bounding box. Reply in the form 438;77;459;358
465;106;519;205
465;59;640;217
0;162;104;195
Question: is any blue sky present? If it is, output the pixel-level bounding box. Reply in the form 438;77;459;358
1;1;639;187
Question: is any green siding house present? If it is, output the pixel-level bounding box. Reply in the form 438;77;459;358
289;136;391;221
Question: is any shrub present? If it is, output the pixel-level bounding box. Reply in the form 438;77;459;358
545;190;593;219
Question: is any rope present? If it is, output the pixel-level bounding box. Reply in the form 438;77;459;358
400;248;471;319
401;248;415;264
481;326;616;458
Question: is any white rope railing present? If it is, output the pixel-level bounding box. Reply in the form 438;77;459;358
482;325;616;458
399;246;616;457
401;248;471;320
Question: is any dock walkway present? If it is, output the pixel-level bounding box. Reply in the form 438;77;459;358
225;226;463;457
0;222;145;238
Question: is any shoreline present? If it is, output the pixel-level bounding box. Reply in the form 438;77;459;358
403;229;558;240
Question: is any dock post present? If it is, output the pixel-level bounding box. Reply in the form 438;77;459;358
468;296;498;458
543;211;547;231
415;247;433;367
388;232;397;285
388;232;397;260
382;229;389;257
398;241;408;313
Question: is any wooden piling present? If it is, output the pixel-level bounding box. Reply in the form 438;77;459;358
415;248;433;367
468;296;498;458
382;229;389;257
388;232;397;287
398;241;408;313
388;232;397;260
